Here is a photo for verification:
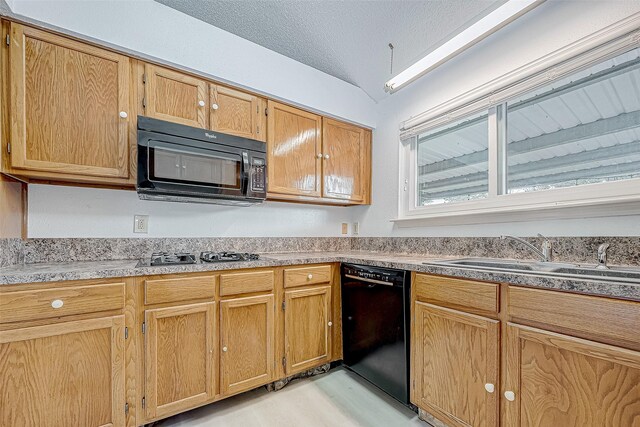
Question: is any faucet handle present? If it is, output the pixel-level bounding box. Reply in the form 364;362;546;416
597;243;610;269
598;243;610;254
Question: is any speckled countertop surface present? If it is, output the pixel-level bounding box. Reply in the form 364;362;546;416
1;251;639;301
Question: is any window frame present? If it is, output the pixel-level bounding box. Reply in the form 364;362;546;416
396;16;640;225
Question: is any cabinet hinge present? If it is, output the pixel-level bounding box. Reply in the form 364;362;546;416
6;143;10;154
142;397;145;409
142;322;146;334
281;301;285;311
124;327;129;339
256;125;260;134
5;35;9;46
265;107;268;117
142;97;146;109
124;403;129;414
282;357;286;368
142;73;146;84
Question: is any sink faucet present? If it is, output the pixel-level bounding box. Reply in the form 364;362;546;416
501;234;553;262
597;243;610;269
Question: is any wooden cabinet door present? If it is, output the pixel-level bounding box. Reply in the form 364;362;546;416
144;64;208;128
8;23;130;179
145;302;215;420
322;118;370;202
220;294;275;396
267;101;322;197
210;84;265;141
284;286;332;375
503;323;640;427
413;301;499;427
0;316;125;427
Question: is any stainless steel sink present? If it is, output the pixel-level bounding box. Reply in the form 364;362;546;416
423;258;640;283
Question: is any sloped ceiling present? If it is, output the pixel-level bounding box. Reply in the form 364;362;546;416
154;0;504;101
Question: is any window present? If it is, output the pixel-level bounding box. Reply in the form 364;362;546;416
506;48;640;194
417;112;488;205
398;26;640;223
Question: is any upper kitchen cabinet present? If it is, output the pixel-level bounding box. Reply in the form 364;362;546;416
322;118;371;203
210;84;266;141
4;23;131;183
143;64;208;128
267;100;323;198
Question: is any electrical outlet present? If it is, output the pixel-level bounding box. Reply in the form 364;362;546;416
341;223;349;235
134;215;149;234
352;222;360;236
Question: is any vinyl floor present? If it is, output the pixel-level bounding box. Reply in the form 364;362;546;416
155;367;428;427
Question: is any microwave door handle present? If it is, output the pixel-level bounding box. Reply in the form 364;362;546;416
241;153;250;194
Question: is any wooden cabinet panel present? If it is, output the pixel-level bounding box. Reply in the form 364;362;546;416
220;294;275;395
0;316;125;427
144;64;207;128
210;84;265;141
413;301;499;427
503;323;640;427
219;270;275;297
508;285;640;350
144;275;216;305
267;101;322;197
415;274;499;316
284;265;332;288
322;118;369;202
284;286;332;375
8;23;130;179
145;302;215;420
0;282;125;324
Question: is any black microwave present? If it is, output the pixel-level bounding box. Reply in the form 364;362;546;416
137;116;267;206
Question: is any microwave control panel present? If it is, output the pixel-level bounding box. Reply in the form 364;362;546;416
251;157;266;192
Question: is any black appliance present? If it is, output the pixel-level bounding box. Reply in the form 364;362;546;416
341;263;411;405
150;252;197;266
200;252;260;263
137;116;267;206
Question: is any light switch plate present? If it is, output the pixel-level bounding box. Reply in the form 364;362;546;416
352;222;360;236
134;215;149;234
341;223;349;235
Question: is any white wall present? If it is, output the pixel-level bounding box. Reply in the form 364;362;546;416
28;185;355;238
354;0;640;237
7;0;370;238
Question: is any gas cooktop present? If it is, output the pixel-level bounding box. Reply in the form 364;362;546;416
149;252;197;266
146;251;260;266
200;252;260;263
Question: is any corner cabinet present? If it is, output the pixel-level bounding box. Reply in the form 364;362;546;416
4;23;132;184
267;101;371;205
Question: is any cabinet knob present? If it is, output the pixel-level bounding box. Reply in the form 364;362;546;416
328;321;333;327
504;391;515;401
211;103;219;110
324;154;330;160
307;274;313;280
222;346;228;352
316;153;323;159
198;100;206;107
119;111;128;119
51;299;64;309
484;383;495;393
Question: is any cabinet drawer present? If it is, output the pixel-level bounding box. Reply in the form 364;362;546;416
508;286;640;350
415;273;499;315
0;283;125;323
219;270;274;296
145;275;216;305
284;265;332;288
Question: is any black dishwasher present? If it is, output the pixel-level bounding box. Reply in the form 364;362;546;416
341;263;411;405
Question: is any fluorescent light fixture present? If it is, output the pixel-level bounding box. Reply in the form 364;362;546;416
385;0;544;92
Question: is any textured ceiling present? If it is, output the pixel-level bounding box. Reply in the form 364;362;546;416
154;0;503;101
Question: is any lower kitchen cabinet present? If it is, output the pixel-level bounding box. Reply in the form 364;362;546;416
284;285;332;375
413;301;499;427
0;316;126;427
220;294;275;396
503;323;640;427
144;302;216;420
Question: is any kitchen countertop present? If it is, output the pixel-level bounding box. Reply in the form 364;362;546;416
1;251;639;301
